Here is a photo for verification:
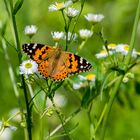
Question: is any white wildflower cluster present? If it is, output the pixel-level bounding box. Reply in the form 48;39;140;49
48;1;105;44
73;74;96;90
95;43;138;59
49;1;80;19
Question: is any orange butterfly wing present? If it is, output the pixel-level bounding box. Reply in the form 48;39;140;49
22;43;92;81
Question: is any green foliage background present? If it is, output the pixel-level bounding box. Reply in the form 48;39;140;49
0;0;140;140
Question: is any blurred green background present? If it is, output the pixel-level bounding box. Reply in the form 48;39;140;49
0;0;140;140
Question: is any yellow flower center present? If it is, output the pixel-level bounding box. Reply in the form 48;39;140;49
56;2;65;9
108;43;116;49
100;50;108;54
124;45;129;51
25;62;32;69
86;74;96;81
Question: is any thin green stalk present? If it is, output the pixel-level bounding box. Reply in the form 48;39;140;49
70;0;85;40
104;76;121;89
100;76;123;140
40;80;54;140
93;103;107;137
65;18;72;51
124;1;140;69
97;31;114;64
61;10;68;49
77;25;94;53
87;104;94;140
8;1;32;140
100;0;140;139
47;107;81;138
77;40;86;53
61;10;72;51
99;72;113;100
9;0;22;61
2;38;21;107
51;98;72;140
25;75;39;113
21;76;32;140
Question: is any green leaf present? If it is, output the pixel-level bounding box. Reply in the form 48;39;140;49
13;0;24;15
81;87;91;108
0;22;7;37
52;81;64;92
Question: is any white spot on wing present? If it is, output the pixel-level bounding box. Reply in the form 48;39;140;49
80;57;83;64
29;50;32;53
33;43;37;49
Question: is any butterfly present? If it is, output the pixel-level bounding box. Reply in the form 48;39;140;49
22;43;92;81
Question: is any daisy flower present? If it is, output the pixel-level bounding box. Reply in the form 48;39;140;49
85;13;104;24
95;49;112;58
79;29;93;39
48;1;72;12
51;31;65;42
19;59;38;75
24;25;38;38
115;44;137;58
65;7;80;18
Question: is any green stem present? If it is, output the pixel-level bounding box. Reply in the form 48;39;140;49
21;76;32;140
100;76;123;140
47;107;81;138
51;97;72;140
100;71;113;100
9;0;22;61
70;0;85;40
65;18;72;51
2;38;22;109
97;31;114;64
78;25;94;54
87;104;94;140
25;75;39;113
78;40;86;53
104;76;121;89
8;1;32;140
94;104;107;137
100;0;140;139
124;1;140;68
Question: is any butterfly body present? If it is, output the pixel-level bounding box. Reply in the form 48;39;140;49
22;43;92;81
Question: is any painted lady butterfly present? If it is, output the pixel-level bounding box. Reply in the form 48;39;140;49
22;43;92;81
